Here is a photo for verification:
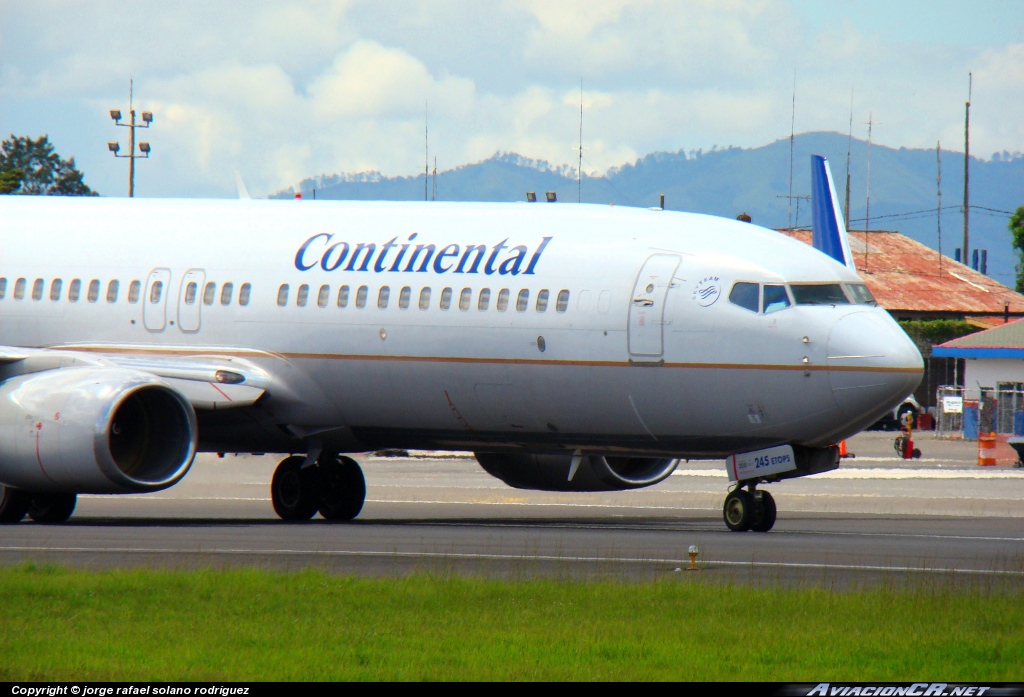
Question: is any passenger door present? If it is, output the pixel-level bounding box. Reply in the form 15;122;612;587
628;254;681;358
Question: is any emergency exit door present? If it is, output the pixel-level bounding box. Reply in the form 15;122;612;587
628;254;680;357
143;268;171;332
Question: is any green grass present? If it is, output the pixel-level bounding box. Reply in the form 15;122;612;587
0;564;1022;681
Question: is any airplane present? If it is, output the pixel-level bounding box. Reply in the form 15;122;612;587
0;156;922;532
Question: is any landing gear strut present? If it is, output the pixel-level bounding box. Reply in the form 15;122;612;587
723;484;776;532
271;454;366;522
0;486;77;524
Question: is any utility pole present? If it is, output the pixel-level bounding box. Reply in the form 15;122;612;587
107;79;153;197
963;73;972;266
937;141;943;273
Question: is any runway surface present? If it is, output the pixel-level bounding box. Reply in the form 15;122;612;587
2;432;1023;587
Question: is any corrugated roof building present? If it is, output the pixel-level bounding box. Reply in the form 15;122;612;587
779;229;1024;324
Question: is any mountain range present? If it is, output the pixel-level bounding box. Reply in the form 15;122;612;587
271;131;1024;287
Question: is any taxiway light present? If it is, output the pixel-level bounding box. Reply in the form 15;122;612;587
139;142;151;154
687;545;699;570
109;109;122;121
108;142;120;153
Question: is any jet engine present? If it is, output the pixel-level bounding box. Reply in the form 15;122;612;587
475;452;678;492
0;367;197;493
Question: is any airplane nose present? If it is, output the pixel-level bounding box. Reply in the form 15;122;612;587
826;310;924;419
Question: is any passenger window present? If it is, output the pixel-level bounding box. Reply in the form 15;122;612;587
128;280;141;304
440;287;453;310
14;278;26;300
106;280;119;303
296;284;309;307
0;278;6;300
203;282;216;306
790;284;850;305
149;281;162;304
221;282;234;306
378;286;390;309
355;285;368;308
50;279;63;302
762;284;791;314
88;279;100;303
337;285;349;308
184;282;198;305
516;289;529;312
729;282;759;313
32;278;44;301
478;288;490;311
556;289;570;313
317;284;330;308
497;288;509;312
399;286;411;310
277;284;289;306
418;287;431;310
239;283;252;306
68;279;81;302
459;287;471;311
536;289;549;312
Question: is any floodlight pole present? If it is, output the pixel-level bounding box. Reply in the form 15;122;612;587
109;79;152;197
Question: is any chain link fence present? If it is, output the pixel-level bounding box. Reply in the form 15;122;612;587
936;384;1024;439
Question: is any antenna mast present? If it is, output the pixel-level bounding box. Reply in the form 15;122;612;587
937;141;943;273
864;113;874;272
578;78;583;203
963;73;971;266
788;74;796;228
844;88;853;221
424;101;429;202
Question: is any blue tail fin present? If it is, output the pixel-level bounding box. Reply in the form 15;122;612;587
810;155;856;271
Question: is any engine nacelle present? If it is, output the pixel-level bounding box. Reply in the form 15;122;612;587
0;367;198;493
475;452;678;492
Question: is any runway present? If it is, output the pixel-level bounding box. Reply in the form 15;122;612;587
2;432;1023;587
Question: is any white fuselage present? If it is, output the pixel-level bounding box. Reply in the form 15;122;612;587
0;196;922;458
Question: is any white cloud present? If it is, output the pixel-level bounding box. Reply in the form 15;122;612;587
1;0;1021;198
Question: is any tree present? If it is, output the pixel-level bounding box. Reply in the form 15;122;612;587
0;135;96;196
0;168;23;194
1012;206;1024;294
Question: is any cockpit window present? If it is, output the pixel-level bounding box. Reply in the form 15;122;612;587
846;283;876;305
762;284;791;314
729;282;759;313
790;284;850;305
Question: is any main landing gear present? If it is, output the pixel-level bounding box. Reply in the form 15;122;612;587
723;484;776;532
0;485;78;524
271;454;366;522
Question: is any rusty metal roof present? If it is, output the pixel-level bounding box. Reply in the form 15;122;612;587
779;229;1024;317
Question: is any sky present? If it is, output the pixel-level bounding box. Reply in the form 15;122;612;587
1;0;1022;198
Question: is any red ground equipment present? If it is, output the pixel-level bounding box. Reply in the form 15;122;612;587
894;411;921;459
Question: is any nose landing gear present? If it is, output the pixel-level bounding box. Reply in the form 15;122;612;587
723;485;777;532
271;453;366;522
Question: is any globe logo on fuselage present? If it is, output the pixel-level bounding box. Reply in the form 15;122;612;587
693;276;721;307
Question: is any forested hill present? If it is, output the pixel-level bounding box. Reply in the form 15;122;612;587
272;131;1024;287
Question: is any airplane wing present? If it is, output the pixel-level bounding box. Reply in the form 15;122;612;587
0;345;269;410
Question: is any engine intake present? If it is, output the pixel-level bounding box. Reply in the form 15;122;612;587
0;367;197;493
475;452;678;492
